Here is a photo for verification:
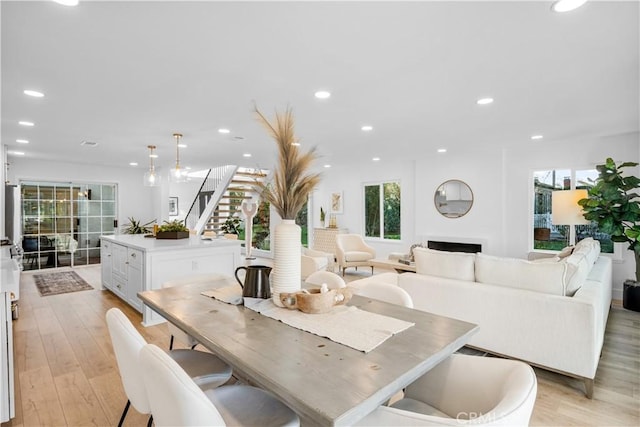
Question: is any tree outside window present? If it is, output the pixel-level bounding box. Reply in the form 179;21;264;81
365;182;401;240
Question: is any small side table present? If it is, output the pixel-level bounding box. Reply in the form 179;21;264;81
623;280;640;312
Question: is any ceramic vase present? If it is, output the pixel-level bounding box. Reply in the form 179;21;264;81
271;219;301;307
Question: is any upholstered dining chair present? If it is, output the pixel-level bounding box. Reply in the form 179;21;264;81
140;343;300;427
355;354;537;426
106;308;233;427
162;273;230;350
353;282;414;308
335;234;376;276
305;270;346;289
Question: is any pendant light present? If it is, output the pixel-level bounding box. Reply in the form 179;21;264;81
170;133;188;183
143;145;159;187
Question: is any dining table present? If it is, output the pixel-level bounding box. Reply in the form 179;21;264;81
138;279;478;426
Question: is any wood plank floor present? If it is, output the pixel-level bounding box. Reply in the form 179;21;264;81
2;266;639;426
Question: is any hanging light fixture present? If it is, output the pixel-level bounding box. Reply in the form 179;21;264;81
170;133;188;183
143;145;159;187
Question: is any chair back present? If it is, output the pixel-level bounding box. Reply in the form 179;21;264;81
305;271;346;289
336;234;365;252
105;308;150;414
354;282;413;308
140;344;226;426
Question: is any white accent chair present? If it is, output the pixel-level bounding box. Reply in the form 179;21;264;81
305;270;346;289
106;308;233;427
353;282;414;308
162;274;230;350
301;247;334;279
355;354;537;426
335;234;376;276
140;343;300;427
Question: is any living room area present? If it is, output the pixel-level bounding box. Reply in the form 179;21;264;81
1;0;639;426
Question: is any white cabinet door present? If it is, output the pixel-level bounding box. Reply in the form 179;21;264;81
111;243;128;278
100;240;113;290
126;248;144;311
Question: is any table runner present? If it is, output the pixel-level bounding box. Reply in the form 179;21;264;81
243;297;414;353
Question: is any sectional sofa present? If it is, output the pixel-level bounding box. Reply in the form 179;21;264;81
349;238;612;397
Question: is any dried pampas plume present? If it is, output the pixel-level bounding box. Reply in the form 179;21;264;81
253;106;321;219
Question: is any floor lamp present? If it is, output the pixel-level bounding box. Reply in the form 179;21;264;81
551;189;589;246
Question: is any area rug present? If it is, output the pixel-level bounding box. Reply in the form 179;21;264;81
33;271;94;297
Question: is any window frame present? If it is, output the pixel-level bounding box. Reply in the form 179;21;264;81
363;180;402;241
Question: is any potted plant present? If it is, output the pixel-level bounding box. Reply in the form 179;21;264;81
156;219;190;239
122;217;155;235
221;216;242;240
320;207;326;228
578;158;640;311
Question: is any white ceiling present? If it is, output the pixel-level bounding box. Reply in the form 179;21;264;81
2;0;639;174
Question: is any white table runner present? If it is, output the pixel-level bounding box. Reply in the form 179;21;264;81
243;297;414;353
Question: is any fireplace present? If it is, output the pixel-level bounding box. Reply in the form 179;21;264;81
427;240;482;253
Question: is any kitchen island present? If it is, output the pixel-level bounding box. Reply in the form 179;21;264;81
100;234;241;325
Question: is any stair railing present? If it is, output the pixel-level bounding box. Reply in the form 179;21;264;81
193;165;239;235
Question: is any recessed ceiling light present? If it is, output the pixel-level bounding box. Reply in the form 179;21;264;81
361;125;373;132
552;0;588;13
185;166;192;170
24;89;44;98
19;121;34;126
218;128;230;134
149;153;158;158
16;139;29;144
372;157;380;162
9;151;25;156
324;164;332;168
531;135;544;140
476;98;494;105
53;0;79;6
129;162;138;166
291;142;301;147
178;144;187;148
437;148;447;153
314;90;331;99
243;153;252;158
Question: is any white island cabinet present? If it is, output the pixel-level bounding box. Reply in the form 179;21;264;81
100;235;241;326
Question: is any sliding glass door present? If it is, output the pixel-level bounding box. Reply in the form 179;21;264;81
20;181;117;270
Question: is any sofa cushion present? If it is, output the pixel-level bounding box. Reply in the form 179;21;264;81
574;238;601;266
413;248;475;281
563;252;592;296
475;253;572;296
345;251;373;262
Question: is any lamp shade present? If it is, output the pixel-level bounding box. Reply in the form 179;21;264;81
551;189;589;225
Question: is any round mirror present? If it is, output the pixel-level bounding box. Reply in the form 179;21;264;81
434;180;474;218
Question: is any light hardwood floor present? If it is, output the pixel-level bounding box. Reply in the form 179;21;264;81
2;266;639;426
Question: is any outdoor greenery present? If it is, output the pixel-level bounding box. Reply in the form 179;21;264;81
221;216;242;235
122;217;155;234
578;158;640;280
365;182;401;240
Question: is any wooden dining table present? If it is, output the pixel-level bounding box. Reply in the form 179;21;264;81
138;280;478;426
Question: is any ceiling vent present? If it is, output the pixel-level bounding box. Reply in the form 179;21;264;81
81;141;99;147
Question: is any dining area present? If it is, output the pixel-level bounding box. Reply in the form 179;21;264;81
104;270;538;426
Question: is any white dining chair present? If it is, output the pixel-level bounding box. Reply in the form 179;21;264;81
305;270;346;289
355;354;537;426
106;308;233;427
140;343;300;427
353;282;414;308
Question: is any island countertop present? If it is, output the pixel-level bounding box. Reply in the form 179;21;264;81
100;234;240;253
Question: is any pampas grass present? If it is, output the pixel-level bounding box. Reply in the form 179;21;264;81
254;106;321;219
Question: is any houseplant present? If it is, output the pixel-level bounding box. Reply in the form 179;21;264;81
122;217;155;235
253;106;321;306
320;207;326;228
156;219;190;239
578;158;640;311
221;216;242;240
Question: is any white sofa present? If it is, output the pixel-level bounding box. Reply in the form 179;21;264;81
349;238;612;398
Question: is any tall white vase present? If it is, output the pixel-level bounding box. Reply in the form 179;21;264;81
271;219;301;307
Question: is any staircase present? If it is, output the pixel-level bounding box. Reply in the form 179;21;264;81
186;166;267;237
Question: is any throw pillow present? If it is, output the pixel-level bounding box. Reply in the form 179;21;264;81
413;248;475;281
408;243;426;262
558;246;574;259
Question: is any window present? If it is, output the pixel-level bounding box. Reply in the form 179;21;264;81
532;169;613;253
364;181;401;240
252;201;271;251
295;199;308;247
